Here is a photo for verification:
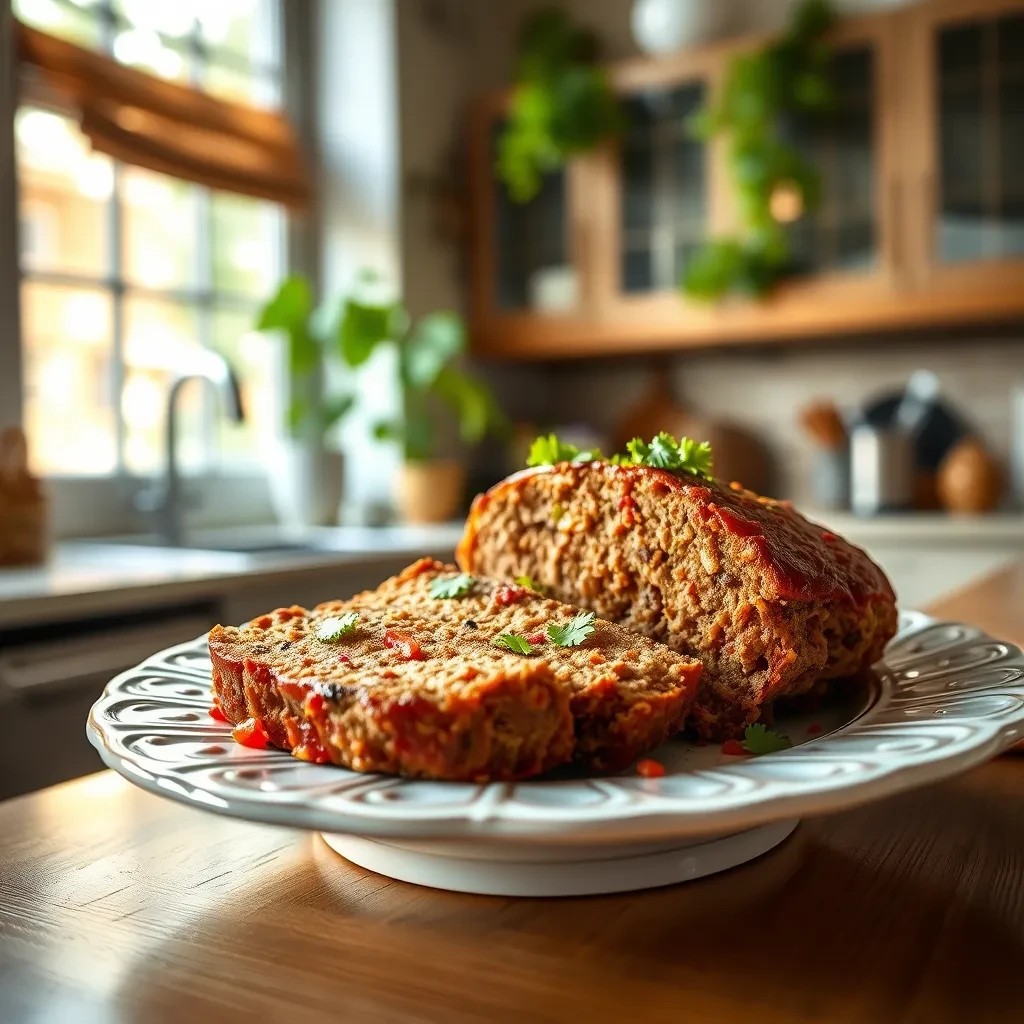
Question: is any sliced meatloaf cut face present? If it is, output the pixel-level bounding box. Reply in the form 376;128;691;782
210;612;573;783
209;559;702;781
456;462;897;740
316;558;702;772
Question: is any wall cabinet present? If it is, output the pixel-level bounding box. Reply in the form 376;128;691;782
468;0;1024;359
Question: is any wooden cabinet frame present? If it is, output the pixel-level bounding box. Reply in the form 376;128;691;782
468;0;1024;360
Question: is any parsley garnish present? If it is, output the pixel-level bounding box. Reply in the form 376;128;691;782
623;432;714;478
315;612;360;641
551;502;566;522
429;573;476;599
493;633;533;655
515;574;547;594
524;432;713;479
742;724;792;755
526;433;603;467
547;610;597;648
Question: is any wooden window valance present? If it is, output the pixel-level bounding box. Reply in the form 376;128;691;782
15;22;310;209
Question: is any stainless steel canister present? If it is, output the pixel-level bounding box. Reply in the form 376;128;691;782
849;423;915;515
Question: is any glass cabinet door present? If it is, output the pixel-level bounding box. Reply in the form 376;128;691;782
934;10;1024;264
784;45;878;276
618;82;707;294
492;129;572;314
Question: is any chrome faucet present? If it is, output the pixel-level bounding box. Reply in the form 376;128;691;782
135;350;245;546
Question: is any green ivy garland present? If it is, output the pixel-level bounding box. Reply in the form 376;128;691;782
682;0;837;301
498;8;623;204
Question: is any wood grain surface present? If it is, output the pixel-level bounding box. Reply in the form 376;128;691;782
2;565;1023;1024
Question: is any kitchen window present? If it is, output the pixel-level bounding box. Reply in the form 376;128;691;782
9;0;288;483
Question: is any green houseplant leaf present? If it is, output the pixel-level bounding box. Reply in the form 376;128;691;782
257;275;319;376
256;274;356;443
404;312;465;389
681;0;837;303
497;8;622;203
338;297;394;368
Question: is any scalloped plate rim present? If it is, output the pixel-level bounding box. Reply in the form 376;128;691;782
86;610;1024;844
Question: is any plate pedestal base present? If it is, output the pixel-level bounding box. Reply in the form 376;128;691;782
321;819;799;897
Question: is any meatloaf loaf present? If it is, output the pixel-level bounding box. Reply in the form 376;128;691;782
457;462;897;739
208;559;702;781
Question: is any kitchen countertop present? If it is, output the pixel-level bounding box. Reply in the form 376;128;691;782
0;524;465;627
1;565;1022;1024
808;509;1024;543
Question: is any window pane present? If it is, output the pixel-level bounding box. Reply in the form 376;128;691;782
111;21;193;84
198;0;279;67
619;83;707;293
112;0;195;40
210;307;281;462
211;193;283;297
122;167;199;289
122;297;204;474
21;282;116;476
13;0;102;47
202;61;281;108
15;108;111;276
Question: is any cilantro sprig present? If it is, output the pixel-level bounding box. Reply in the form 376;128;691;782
547;610;597;648
429;573;476;599
493;633;533;655
315;612;360;641
622;432;714;479
524;432;713;480
742;724;792;755
526;434;604;468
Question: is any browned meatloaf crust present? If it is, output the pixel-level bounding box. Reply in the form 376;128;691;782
456;463;897;740
209;558;702;781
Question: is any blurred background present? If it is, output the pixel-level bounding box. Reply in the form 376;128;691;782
1;0;1023;794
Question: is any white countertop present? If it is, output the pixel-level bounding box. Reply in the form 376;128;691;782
0;524;466;628
806;510;1024;545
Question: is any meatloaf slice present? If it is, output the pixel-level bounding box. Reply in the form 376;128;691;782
457;462;897;740
318;558;701;772
209;559;702;781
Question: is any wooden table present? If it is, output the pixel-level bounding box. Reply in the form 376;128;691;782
3;566;1024;1024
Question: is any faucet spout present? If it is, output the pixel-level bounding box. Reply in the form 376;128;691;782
137;351;246;546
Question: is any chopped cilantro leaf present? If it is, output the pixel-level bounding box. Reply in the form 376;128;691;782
514;574;547;594
547;610;597;648
527;434;579;467
493;633;533;655
742;723;792;755
316;612;360;641
429;573;476;599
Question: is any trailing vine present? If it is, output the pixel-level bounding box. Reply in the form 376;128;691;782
682;0;837;301
498;7;623;204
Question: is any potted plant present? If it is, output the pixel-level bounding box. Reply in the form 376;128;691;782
255;275;355;528
340;278;507;523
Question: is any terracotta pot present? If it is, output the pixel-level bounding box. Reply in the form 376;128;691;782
396;460;466;524
937;438;1003;514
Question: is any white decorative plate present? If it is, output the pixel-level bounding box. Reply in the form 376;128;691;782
87;611;1024;896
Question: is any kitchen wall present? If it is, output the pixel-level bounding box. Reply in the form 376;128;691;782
545;338;1024;505
393;0;1024;503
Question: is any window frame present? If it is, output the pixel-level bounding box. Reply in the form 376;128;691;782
2;0;309;536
